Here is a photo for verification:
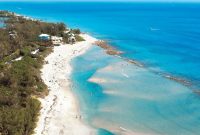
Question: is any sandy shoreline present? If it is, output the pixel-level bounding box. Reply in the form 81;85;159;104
34;34;97;135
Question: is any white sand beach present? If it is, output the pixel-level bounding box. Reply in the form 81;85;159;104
34;34;97;135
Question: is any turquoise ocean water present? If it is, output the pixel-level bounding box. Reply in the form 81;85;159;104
1;2;200;135
0;17;7;28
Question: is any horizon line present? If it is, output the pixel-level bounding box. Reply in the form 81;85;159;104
1;0;200;3
1;1;200;3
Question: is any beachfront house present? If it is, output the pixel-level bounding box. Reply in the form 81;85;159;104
9;30;17;39
64;29;71;34
68;36;76;45
39;34;50;41
51;36;63;45
67;32;76;44
68;33;75;37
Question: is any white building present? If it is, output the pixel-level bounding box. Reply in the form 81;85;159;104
9;31;17;39
64;29;71;34
51;36;63;45
68;36;76;45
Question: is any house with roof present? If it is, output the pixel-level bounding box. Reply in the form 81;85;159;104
68;36;76;45
39;34;50;41
51;36;63;45
9;30;17;39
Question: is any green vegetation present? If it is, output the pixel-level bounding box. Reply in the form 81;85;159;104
0;10;85;61
0;10;85;135
0;11;67;60
62;28;85;43
0;48;51;135
75;35;85;41
71;28;81;34
0;11;67;135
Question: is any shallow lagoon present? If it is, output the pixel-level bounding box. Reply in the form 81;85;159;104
0;23;3;28
0;16;9;27
71;46;200;135
0;17;6;28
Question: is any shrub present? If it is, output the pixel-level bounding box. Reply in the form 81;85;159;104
75;35;85;42
0;11;64;135
30;54;39;59
38;46;46;52
20;47;31;56
71;28;81;34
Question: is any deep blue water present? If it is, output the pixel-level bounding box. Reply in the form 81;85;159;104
1;2;200;135
1;2;200;87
